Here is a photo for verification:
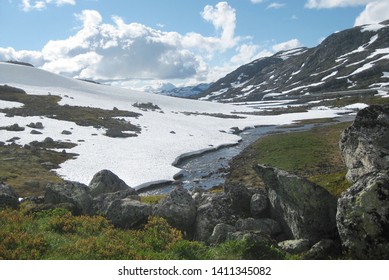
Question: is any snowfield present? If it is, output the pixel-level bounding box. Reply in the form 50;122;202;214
0;62;351;189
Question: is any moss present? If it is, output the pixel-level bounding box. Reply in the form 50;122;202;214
140;195;166;205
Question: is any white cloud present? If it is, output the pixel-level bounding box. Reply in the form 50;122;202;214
267;2;286;9
272;39;302;52
21;0;75;12
250;0;265;3
355;1;389;26
305;0;373;9
231;44;272;65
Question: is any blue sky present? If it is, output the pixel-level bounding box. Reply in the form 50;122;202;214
1;0;388;89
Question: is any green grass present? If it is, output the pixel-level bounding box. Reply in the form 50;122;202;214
0;207;290;260
227;122;352;197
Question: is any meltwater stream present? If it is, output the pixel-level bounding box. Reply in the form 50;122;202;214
138;123;318;195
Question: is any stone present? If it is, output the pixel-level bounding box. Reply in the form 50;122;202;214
93;189;139;214
194;193;235;242
61;130;72;135
302;239;341;260
153;185;197;232
0;183;19;208
105;198;152;229
30;129;42;135
254;164;338;242
250;188;268;217
88;169;136;197
336;172;389;259
208;223;236;244
224;183;252;214
235;218;282;236
278;239;311;254
44;181;93;215
340;104;389;183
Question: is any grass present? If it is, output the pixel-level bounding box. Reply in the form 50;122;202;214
226;121;353;197
0;207;290;260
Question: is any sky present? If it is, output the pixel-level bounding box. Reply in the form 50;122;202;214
1;0;389;90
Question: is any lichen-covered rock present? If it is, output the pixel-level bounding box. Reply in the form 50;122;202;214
88;170;136;197
254;164;337;242
208;223;236;244
336;172;389;259
153;185;197;232
340;104;389;183
235;218;282;236
302;239;341;260
44;181;93;215
194;193;235;242
105;198;152;229
0;183;19;208
224;183;251;214
278;239;311;254
250;188;268;217
93;189;139;214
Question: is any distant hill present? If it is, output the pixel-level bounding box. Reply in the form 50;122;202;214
199;20;389;102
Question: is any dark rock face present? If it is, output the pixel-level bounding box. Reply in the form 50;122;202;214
88;169;136;197
254;164;338;242
340;104;389;183
0;183;19;208
105;198;152;229
336;172;389;259
224;183;252;215
153;185;196;232
44;181;93;215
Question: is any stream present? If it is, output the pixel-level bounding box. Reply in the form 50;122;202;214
138;123;317;195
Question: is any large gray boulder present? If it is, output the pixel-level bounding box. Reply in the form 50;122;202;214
254;164;337;242
88;170;136;197
340;104;389;183
0;183;19;208
224;183;252;214
45;181;93;215
235;218;282;236
278;239;311;255
153;185;196;232
194;193;235;242
105;198;152;229
93;189;139;214
336;172;389;259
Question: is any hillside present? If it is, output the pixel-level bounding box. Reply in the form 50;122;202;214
199;20;389;102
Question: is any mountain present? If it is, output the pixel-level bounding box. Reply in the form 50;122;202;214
158;83;211;98
0;62;348;190
199;20;389;102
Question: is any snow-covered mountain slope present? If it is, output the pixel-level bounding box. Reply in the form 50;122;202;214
0;62;349;189
199;20;389;102
158;83;211;98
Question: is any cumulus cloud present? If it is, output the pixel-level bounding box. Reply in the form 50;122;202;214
272;39;302;52
21;0;76;12
355;1;389;26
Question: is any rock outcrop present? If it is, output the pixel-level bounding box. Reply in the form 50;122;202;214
337;105;389;259
340;104;389;183
254;164;338;242
153;185;196;232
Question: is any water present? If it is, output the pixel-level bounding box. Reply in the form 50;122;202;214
138;124;316;195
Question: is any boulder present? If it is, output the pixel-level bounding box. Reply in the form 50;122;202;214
336;172;389;259
194;193;235;242
0;183;19;208
254;164;337;242
250;188;268;217
44;181;93;215
278;239;311;255
340;104;389;183
153;185;196;232
208;223;236;244
105;198;152;229
88;170;136;197
302;239;341;260
224;183;251;214
235;218;282;236
93;189;139;214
